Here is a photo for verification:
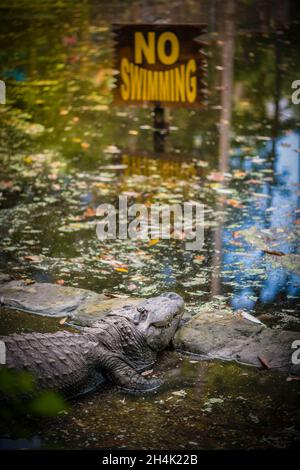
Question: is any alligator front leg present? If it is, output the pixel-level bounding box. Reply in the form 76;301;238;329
101;355;162;392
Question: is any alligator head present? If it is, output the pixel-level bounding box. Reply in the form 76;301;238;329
107;292;184;351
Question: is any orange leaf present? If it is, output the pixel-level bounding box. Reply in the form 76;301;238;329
56;279;65;285
194;255;205;262
114;267;128;273
148;239;159;246
81;142;90;150
226;199;244;208
232;231;241;239
24;255;42;262
233;170;246;179
83;207;96;218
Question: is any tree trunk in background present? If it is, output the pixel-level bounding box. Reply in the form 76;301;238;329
211;0;235;296
218;0;235;174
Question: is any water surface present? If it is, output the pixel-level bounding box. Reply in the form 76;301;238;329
0;0;299;449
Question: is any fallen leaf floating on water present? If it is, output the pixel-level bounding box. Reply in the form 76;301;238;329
99;257;128;269
194;255;205;262
238;311;264;325
207;171;225;182
81;142;90;150
258;356;271;369
121;191;140;198
114;267;128;273
196;160;209;168
56;279;65;285
148;239;159;246
245;179;264;185
71;137;82;143
263;250;285;257
83;207;96;218
225;198;244;209
286;376;300;382
104;145;121;154
59;317;68;325
99;164;127;170
233;170;246;179
232;231;241;239
172;390;187;398
24;255;43;263
141;369;153;377
74;419;85;428
252;192;271;199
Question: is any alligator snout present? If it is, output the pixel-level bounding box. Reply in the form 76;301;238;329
161;292;184;314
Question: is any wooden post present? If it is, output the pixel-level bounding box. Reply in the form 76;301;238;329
153;104;168;153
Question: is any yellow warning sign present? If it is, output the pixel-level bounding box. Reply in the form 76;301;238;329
113;24;207;108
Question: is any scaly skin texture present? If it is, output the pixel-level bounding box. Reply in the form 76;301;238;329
1;292;184;397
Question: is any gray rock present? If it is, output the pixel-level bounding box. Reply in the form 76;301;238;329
0;279;141;325
174;309;300;373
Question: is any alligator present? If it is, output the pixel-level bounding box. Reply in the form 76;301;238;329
1;292;184;397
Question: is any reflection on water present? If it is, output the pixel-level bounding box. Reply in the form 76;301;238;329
2;352;299;450
0;0;299;326
223;130;300;316
121;152;198;179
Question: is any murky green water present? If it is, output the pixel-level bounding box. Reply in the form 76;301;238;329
1;326;300;450
43;356;300;450
0;0;300;449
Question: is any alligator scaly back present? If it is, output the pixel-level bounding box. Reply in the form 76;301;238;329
2;331;100;398
1;292;184;396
